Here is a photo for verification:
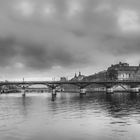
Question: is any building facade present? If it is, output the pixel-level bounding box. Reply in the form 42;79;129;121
71;72;85;81
83;62;140;82
107;62;140;80
60;77;68;82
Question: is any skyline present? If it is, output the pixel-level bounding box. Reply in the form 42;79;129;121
2;61;140;81
1;0;140;80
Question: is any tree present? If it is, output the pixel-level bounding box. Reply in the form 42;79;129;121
107;69;118;80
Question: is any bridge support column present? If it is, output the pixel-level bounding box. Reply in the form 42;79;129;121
129;85;139;93
0;86;4;94
22;90;26;97
106;86;114;94
79;88;87;97
0;86;2;94
51;88;57;101
22;86;26;97
0;88;3;94
51;88;57;98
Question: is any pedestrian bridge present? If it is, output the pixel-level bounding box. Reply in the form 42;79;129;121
1;80;140;97
1;80;140;91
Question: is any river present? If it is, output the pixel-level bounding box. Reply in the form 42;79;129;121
0;92;140;140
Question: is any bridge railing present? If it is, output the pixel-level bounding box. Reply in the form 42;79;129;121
0;79;140;85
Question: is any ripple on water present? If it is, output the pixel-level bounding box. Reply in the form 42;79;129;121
0;92;140;140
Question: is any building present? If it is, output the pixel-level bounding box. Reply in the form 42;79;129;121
82;62;140;82
71;72;85;81
60;77;67;82
107;62;140;80
83;70;107;82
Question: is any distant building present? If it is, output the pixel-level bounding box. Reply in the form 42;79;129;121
60;77;67;82
107;62;140;80
83;62;140;81
71;72;85;81
83;70;107;82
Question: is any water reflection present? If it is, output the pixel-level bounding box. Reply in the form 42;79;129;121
0;92;140;140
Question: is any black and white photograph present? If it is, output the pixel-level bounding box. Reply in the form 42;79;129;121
0;0;140;140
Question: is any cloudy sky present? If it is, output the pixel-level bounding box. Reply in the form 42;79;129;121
0;0;140;80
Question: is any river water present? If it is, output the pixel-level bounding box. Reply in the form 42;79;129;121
0;92;140;140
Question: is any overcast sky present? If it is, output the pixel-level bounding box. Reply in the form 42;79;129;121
0;0;140;80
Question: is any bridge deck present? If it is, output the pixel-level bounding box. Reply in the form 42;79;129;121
1;80;140;85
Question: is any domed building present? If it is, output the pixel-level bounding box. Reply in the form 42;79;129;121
107;62;140;80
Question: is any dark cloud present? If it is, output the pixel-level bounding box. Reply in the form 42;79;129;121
21;43;89;69
0;37;17;66
0;0;140;78
98;33;140;56
0;37;89;71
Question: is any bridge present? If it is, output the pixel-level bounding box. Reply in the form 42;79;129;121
1;80;140;97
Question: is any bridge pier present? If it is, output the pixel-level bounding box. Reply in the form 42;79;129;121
52;89;57;96
0;86;2;94
129;85;139;93
22;89;26;97
21;86;26;97
105;86;114;94
79;88;87;97
51;89;57;101
22;93;26;97
0;89;3;94
48;84;59;99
